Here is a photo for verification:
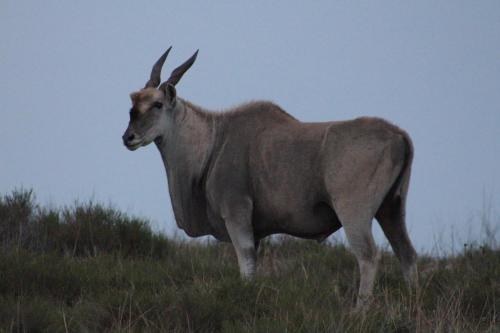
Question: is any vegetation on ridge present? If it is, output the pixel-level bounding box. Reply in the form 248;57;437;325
0;189;498;332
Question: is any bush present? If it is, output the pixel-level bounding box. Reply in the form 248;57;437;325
0;189;172;258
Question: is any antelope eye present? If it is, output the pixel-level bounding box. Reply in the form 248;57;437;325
129;108;139;120
153;102;163;109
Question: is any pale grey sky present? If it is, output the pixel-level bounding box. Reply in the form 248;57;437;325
1;1;499;251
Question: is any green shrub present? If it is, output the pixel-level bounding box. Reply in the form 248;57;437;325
0;189;172;258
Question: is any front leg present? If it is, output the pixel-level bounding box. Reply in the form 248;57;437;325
222;198;256;279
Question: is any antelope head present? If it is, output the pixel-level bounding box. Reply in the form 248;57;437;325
122;47;198;150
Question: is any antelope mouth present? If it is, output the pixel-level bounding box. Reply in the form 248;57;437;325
125;140;143;151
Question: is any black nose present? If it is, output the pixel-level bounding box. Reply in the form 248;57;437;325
122;133;135;145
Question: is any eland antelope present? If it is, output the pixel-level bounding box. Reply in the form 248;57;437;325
122;47;418;307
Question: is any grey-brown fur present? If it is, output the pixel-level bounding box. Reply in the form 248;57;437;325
122;48;418;308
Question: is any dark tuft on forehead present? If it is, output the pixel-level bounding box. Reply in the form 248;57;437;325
129;88;164;113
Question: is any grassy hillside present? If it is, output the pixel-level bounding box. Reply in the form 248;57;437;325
0;190;499;332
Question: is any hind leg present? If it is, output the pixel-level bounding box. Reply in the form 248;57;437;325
376;197;418;287
341;215;379;309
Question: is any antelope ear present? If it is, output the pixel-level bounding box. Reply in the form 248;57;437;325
161;83;177;103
